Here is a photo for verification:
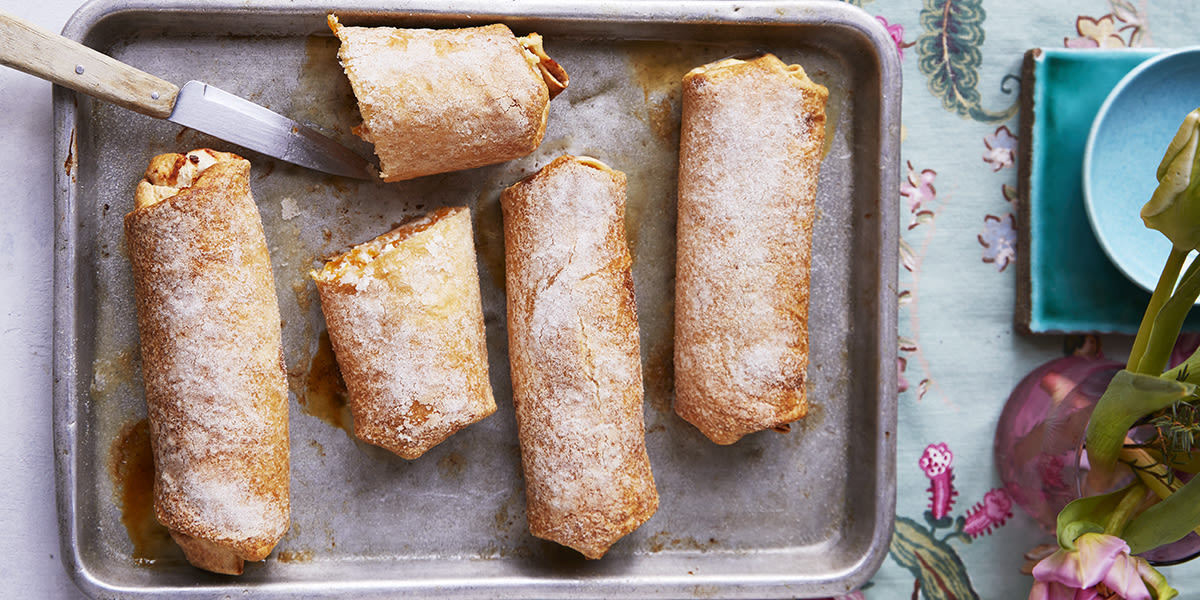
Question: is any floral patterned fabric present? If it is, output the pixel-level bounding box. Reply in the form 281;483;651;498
835;1;1200;598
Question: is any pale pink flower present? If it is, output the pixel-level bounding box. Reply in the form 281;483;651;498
900;161;937;213
1028;533;1177;600
983;125;1018;171
979;213;1017;271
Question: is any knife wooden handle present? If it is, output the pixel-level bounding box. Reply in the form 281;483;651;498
0;11;178;118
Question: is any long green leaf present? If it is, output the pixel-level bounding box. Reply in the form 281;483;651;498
1084;370;1196;469
1055;487;1132;548
1137;261;1200;375
1125;474;1200;554
890;517;979;600
1128;247;1187;372
916;0;1017;123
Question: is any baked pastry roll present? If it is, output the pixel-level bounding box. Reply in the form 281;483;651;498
125;149;290;575
673;53;829;445
328;15;569;182
501;155;658;559
310;206;496;459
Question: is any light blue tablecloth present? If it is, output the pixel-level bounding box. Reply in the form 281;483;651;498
850;0;1200;597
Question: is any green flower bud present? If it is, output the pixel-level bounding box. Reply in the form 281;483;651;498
1142;108;1200;251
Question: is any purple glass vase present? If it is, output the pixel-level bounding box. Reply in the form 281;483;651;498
994;354;1123;533
994;353;1200;565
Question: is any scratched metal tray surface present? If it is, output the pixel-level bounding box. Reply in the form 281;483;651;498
51;0;900;597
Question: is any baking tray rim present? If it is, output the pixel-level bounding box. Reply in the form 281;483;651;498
51;0;901;597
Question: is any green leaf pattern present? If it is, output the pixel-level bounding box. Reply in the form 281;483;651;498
916;0;1017;123
890;517;980;600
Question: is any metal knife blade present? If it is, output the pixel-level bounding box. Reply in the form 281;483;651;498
0;11;374;180
169;81;374;180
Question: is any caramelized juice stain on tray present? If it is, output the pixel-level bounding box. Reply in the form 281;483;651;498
276;549;315;563
646;530;719;553
300;330;354;435
624;40;703;102
108;419;174;562
437;451;467;478
615;41;695;419
90;348;136;401
618;41;690;261
817;69;842;160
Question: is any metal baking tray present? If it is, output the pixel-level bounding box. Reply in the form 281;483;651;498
52;1;900;597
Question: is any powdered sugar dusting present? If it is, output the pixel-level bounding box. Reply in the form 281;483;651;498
313;207;495;459
125;156;290;556
502;156;657;558
674;55;828;443
330;16;553;181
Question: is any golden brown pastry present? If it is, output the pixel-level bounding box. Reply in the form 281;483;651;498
310;206;496;459
501;155;658;559
125;149;290;575
673;53;829;445
328;15;569;182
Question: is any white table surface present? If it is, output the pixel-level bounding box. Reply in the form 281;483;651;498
2;1;94;597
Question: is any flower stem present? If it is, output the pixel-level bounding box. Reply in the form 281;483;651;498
1130;247;1188;372
1104;480;1149;538
1121;446;1180;500
1137;254;1200;375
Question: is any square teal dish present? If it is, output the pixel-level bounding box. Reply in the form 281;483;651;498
1016;47;1200;334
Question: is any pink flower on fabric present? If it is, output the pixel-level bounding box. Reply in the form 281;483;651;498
963;488;1013;538
900;161;937;214
919;443;957;519
875;16;906;60
983;125;1018;171
1028;533;1164;600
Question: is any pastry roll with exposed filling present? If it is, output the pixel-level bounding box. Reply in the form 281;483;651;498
310;207;496;459
501;155;658;559
124;149;290;575
673;53;829;445
328;15;569;182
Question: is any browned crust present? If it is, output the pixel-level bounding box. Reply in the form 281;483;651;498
311;207;497;459
328;15;568;182
501;155;658;559
124;153;289;573
673;54;828;445
169;530;245;576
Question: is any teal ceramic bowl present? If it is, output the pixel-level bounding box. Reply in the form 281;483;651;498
1083;47;1200;296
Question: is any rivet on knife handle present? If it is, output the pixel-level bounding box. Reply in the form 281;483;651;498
0;10;178;118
